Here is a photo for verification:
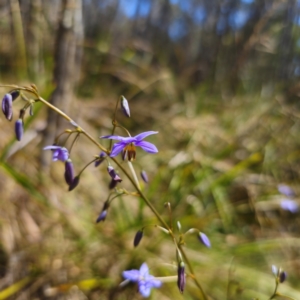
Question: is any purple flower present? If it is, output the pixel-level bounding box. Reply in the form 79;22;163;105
43;145;69;162
198;232;211;248
101;131;158;160
278;184;295;198
281;199;299;213
123;263;162;298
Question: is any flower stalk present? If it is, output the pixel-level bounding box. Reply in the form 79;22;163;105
0;84;208;300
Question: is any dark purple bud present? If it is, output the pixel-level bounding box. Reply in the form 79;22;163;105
198;232;211;248
95;151;106;167
109;179;118;189
10;90;20;101
279;271;287;283
96;210;107;223
64;159;75;186
15;119;23;141
107;166;122;182
177;262;186;293
133;230;143;247
96;201;109;223
68;175;80;191
140;170;149;183
120;95;130;117
2;94;13;121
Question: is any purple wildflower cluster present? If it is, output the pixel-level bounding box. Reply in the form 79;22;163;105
1;87;213;298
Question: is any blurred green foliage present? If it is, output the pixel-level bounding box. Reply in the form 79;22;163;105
0;0;300;299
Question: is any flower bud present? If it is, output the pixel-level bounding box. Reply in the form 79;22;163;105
177;262;186;293
107;166;122;182
198;232;211;248
279;270;287;283
133;230;143;247
140;170;149;183
96;201;109;223
120;95;130;117
95;151;106;167
96;210;107;223
15;119;23;141
109;179;118;189
2;94;13;121
10;90;20;101
68;175;80;191
64;159;75;186
272;265;278;276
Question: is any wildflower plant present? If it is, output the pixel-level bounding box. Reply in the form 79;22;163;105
0;84;296;299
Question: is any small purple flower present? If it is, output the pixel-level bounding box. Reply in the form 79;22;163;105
2;93;13;121
278;184;295;198
101;131;158;160
15;119;23;141
43;145;69;162
280;199;299;213
198;232;211;248
122;263;162;298
177;262;186;293
120;95;130;117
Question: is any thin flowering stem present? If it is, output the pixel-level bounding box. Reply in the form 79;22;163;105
0;84;208;299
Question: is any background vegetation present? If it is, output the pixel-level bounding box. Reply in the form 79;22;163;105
0;0;300;299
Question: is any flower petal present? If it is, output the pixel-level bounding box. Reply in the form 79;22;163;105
138;282;151;298
147;276;162;288
101;135;134;144
110;142;126;157
134;131;158;141
135;141;158;153
139;263;149;277
43;145;62;151
122;270;140;282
